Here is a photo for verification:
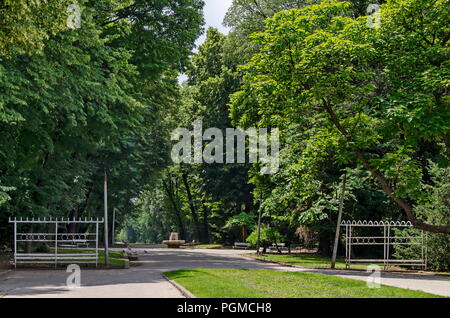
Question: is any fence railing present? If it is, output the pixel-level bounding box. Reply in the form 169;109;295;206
9;217;104;268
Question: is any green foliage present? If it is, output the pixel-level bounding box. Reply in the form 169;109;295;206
0;183;14;206
0;0;204;246
246;225;285;247
223;0;316;63
110;0;205;77
0;0;72;56
127;27;256;244
394;163;450;271
231;0;450;235
1;0;448;270
225;212;255;229
118;186;173;244
225;212;256;241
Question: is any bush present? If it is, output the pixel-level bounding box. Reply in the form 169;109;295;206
246;225;285;252
224;212;256;242
393;163;450;271
393;227;450;272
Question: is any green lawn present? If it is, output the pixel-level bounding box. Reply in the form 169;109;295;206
97;250;127;268
191;244;224;249
253;253;379;270
55;249;127;268
165;268;442;298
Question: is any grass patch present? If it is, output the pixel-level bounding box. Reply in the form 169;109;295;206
98;250;127;268
254;253;377;270
436;272;450;276
55;249;127;268
192;244;224;249
165;268;442;298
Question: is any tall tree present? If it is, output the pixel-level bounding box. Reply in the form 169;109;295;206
0;0;204;245
231;0;450;234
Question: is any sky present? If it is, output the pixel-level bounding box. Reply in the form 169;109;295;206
197;0;233;45
178;0;233;83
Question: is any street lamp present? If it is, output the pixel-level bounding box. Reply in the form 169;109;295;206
256;196;263;255
104;169;109;266
112;207;117;245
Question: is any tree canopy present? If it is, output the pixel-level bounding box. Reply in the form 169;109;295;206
231;0;449;234
1;0;448;270
0;0;204;245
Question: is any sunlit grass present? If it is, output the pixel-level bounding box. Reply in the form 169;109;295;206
165;268;442;298
253;253;373;270
191;244;224;249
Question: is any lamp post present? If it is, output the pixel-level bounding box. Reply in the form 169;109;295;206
112;207;116;245
331;174;347;269
104;169;109;266
256;195;263;255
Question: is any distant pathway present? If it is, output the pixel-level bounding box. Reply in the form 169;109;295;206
1;248;448;297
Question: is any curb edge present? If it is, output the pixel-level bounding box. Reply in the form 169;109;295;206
162;274;196;298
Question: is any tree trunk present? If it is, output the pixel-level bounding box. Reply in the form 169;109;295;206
181;170;202;242
323;99;450;235
162;177;186;240
201;202;210;244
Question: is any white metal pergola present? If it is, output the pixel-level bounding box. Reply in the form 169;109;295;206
9;217;104;268
341;220;427;270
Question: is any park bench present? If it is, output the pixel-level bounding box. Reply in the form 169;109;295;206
268;243;286;253
75;239;89;248
233;242;250;249
124;247;139;261
59;239;89;249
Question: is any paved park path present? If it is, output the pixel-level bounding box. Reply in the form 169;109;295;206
1;248;449;297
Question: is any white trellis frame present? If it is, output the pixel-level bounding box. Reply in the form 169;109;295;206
340;220;427;270
9;217;104;268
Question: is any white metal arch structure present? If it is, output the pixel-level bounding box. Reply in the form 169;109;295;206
9;217;104;268
340;220;427;270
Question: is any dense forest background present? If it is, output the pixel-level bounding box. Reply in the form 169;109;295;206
0;0;448;270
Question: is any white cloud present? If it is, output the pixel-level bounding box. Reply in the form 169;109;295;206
204;0;233;34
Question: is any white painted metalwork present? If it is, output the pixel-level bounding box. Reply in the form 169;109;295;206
340;220;427;270
9;217;104;268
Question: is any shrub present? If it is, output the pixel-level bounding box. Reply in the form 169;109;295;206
246;225;285;253
393;163;450;271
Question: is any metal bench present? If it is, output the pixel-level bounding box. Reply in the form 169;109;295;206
268;243;286;253
233;242;250;249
